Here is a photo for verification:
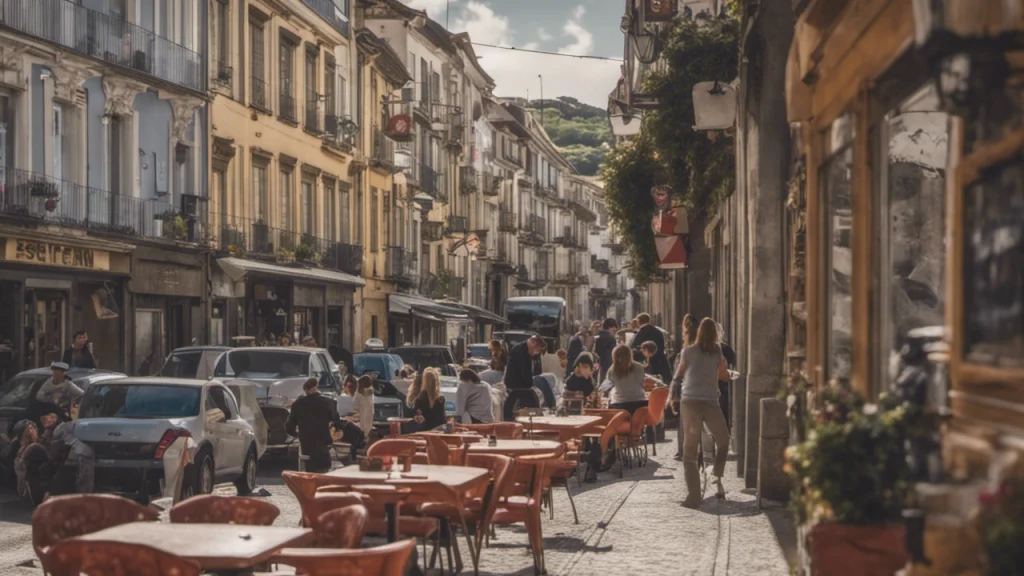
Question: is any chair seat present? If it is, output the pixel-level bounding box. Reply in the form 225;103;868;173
418;498;483;518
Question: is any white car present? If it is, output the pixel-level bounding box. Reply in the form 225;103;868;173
75;377;259;503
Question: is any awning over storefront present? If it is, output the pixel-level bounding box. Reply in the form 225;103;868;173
389;293;467;320
217;257;366;287
437;299;507;325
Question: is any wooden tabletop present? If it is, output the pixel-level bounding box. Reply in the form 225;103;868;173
467;439;562;455
74;522;313;570
327;463;489;491
515;415;602;429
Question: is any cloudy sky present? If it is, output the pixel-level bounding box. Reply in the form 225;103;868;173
403;0;623;108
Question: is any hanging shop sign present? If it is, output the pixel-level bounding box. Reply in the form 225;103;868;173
650;186;689;269
644;0;678;22
4;237;110;270
386;114;413;142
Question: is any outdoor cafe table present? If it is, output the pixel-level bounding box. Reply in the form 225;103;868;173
467;439;562;456
74;521;313;575
515;415;603;442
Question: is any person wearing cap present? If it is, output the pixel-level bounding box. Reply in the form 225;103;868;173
35;362;83;416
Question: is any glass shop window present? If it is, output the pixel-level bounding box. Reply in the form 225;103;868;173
821;113;854;383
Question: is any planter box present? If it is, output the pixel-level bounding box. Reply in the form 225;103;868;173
809;523;907;576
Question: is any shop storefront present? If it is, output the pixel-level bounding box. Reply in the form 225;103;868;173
787;0;1024;573
213;258;362;355
129;246;209;375
0;231;132;379
387;294;468;347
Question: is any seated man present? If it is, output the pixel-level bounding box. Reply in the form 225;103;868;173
48;397;94;495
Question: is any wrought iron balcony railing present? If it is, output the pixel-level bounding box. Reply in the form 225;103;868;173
280;90;297;122
371;126;395;167
251;77;270;111
498;209;517;233
519;213;546;246
460;166;478;195
446;215;468;236
212;212;362;275
482;173;501;197
301;0;350;36
385;246;417;285
422;221;443;242
0;168;206;242
305;90;320;133
213;60;232;84
0;0;206;91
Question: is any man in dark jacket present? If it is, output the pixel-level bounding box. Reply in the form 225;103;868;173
62;331;96;369
564;325;587;378
593;318;618;382
631;313;666;362
502;336;547;420
286;378;352;473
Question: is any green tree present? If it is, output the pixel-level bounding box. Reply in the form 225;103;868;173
602;135;661;283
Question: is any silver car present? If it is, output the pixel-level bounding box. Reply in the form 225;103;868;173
74;377;259;502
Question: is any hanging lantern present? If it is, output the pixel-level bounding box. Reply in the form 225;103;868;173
692;81;737;131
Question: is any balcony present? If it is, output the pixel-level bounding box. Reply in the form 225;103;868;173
213;60;232;85
251;77;270;111
566;187;598;222
304;91;320;133
385;246;417;286
555;226;584;250
592;258;612;274
446;215;468;236
410;162;443;201
498;209;517;233
280;90;297;123
518;214;546;247
603;240;626;255
517;174;534;190
370;126;395;168
422;221;444;242
446;274;464;299
460;166;478;195
301;0;350;36
514;266;541;291
482;173;501;197
503;150;523;167
535;264;550;284
0;168;207;243
324;114;357;149
213;213;363;275
492;243;516;273
0;0;205;92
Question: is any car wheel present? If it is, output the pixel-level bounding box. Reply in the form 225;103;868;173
235;446;258;496
196;450;215;495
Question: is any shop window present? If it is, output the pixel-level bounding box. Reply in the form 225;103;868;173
877;85;949;378
822;114;854;383
963;159;1024;368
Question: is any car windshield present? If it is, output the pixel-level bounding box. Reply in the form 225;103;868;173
467;345;491;360
80;384;201;419
0;374;48;409
354;355;399;380
214;350;310;379
506;301;561;332
159;351;203;378
389;349;450;372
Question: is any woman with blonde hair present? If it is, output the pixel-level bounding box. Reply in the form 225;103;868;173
670;318;731;508
408;368;446;431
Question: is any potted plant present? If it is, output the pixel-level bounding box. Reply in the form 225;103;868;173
276;247;295;263
786;385;910;575
294;242;314;262
158;211;187;240
978;479;1024;574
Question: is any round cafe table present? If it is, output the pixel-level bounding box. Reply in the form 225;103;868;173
467;439;562;456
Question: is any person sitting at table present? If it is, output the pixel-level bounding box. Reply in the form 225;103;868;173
564;353;596;398
352;376;376;439
599;344;649;416
455;369;495;424
408;368;447;431
641;341;673;385
286;377;350;473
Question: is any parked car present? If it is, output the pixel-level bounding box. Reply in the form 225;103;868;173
352;352;405;383
74;377;259;503
211;347;341;452
158;346;231;379
388;345;459;377
0;368;126;439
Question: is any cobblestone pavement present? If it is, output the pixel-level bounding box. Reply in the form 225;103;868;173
0;437;795;575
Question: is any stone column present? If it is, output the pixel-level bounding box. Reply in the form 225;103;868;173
742;0;793;489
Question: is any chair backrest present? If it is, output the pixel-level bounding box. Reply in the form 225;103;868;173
312;504;368;549
43;540;200;576
282;471;351;526
492;422;524;439
513;449;565;504
33;494;160;564
169;495;280;526
600;411;630;452
274;539;416;576
646;387;671;426
418;434;451;465
366;438;419;459
630;407;649;436
465;453;514;533
582;408;620;427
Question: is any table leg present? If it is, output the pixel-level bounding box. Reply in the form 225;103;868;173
385;503;399;542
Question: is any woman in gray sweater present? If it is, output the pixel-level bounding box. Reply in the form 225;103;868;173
598;344;649;414
670;318;731;508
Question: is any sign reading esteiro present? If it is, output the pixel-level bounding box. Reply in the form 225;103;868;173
5;238;111;270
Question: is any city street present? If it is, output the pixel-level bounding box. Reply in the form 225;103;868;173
0;441;795;575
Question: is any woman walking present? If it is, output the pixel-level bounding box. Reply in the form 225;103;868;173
671;314;699;459
671;318;731;508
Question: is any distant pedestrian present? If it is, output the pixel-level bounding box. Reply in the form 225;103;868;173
593;318;618;382
671;318;731;508
35;362;83;417
301;336;317;347
286;377;349;473
62;331;95;369
565;326;587;378
502;336;547;420
279;333;293;346
455;369;494;424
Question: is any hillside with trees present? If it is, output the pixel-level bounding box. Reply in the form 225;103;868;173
523;97;612;177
